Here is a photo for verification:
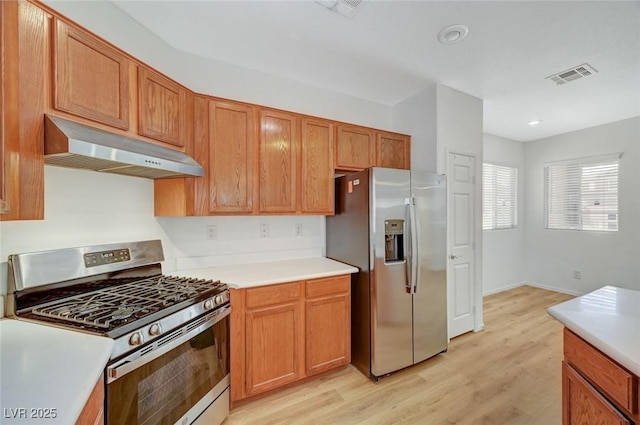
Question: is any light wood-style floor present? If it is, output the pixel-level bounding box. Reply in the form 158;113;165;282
225;285;573;425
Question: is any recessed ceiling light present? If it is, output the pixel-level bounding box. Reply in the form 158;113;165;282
528;120;543;126
438;25;468;45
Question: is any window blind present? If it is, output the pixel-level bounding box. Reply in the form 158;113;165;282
483;163;518;230
544;155;619;232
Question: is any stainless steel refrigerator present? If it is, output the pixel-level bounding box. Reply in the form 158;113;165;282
326;167;447;380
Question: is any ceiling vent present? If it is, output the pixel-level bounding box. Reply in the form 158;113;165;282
315;0;364;18
546;63;598;86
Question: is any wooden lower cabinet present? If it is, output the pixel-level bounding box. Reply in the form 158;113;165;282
563;362;630;425
76;375;104;425
562;328;638;425
245;302;303;395
230;275;351;405
305;277;350;376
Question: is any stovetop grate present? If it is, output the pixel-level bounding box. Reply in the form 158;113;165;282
31;275;223;330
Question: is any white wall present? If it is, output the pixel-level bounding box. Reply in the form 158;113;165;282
428;85;485;332
482;134;526;295
524;116;640;294
436;85;484;176
392;84;437;172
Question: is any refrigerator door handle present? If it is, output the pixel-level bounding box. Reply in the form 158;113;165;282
404;198;412;293
409;196;419;293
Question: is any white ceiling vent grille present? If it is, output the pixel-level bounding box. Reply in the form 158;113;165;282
546;63;598;86
315;0;364;18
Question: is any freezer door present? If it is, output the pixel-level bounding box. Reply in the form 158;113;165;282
371;167;413;377
411;172;448;363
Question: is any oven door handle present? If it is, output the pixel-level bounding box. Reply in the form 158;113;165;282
106;305;230;383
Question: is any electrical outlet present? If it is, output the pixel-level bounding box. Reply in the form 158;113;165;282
573;271;581;280
206;225;217;240
260;223;269;238
295;223;302;237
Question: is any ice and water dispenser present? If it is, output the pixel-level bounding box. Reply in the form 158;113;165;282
384;219;405;263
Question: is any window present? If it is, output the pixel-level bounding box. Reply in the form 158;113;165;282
483;163;518;230
544;154;619;232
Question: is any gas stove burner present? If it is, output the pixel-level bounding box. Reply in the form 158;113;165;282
163;294;184;304
28;274;226;334
112;308;134;320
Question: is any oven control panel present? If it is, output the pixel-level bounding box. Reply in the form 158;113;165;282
84;248;131;268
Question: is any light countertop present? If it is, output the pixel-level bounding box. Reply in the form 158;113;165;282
547;285;640;376
172;257;358;289
0;319;114;425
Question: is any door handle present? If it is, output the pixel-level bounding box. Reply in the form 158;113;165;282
449;254;461;260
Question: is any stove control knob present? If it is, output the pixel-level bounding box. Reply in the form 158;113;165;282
203;298;214;311
214;295;225;306
129;332;143;346
148;323;162;337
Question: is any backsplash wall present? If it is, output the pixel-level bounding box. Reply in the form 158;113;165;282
0;166;325;296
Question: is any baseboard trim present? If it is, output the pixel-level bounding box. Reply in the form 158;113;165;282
483;282;525;296
482;281;585;297
521;282;585;297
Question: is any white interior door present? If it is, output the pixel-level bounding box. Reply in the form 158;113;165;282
447;152;476;338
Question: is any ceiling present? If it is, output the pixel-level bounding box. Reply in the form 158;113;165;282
111;1;640;142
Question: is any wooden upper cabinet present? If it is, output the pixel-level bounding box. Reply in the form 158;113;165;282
1;0;45;221
53;18;130;130
259;109;299;213
376;131;410;170
300;118;334;214
335;124;374;170
209;100;256;214
138;66;188;148
1;1;8;214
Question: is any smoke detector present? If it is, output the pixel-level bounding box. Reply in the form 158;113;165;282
546;63;598;86
315;0;364;18
438;25;469;45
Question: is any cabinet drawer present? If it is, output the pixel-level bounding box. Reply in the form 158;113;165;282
563;362;630;425
564;328;637;414
306;275;350;299
246;282;301;309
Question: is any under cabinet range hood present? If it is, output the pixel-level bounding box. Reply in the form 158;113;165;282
44;115;204;179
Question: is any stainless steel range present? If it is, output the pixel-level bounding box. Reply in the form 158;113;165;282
6;240;230;425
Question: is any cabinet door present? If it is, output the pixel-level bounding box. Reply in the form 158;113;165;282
259;109;299;213
335;125;374;170
75;375;104;425
301;118;334;214
138;66;187;148
245;302;303;395
0;0;8;214
563;362;630;425
376;131;410;170
209;100;256;213
305;293;350;375
53;18;130;130
1;1;46;221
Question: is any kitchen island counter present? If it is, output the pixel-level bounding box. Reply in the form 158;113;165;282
547;285;640;376
172;257;358;289
0;319;113;425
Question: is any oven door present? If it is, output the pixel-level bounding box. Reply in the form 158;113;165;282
106;305;230;425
